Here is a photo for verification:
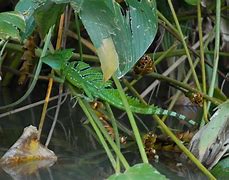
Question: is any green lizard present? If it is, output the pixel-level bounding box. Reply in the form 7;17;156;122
42;49;197;126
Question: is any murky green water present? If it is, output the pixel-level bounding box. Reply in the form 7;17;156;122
0;86;206;179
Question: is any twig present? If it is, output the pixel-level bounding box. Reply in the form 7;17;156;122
2;65;50;81
167;0;201;91
148;72;222;106
38;77;54;139
0;92;69;119
197;1;208;123
67;30;96;54
153;115;216;180
78;99;118;170
113;75;148;164
0;29;52;110
207;0;221;111
45;84;64;147
140;34;208;98
38;14;65;140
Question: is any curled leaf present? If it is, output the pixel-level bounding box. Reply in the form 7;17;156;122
97;37;119;81
0;11;25;41
0;125;57;165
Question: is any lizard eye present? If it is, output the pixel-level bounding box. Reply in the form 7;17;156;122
65;62;70;66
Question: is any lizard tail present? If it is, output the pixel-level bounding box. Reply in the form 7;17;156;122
154;108;197;126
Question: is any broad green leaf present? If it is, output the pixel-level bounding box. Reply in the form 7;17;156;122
34;1;66;38
211;157;229;179
198;101;229;155
15;0;39;40
189;100;229;168
15;0;80;39
15;0;157;79
15;0;69;39
78;0;157;79
0;12;25;31
52;0;84;12
52;0;71;3
108;163;167;180
70;0;84;13
42;49;74;70
0;21;20;40
0;11;25;41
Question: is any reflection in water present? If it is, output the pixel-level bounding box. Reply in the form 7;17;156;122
0;153;113;180
0;91;115;179
1;159;56;180
0;88;206;179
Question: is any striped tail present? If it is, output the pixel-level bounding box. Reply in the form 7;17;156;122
154;108;197;126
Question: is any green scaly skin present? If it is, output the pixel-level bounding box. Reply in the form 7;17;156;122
62;61;197;126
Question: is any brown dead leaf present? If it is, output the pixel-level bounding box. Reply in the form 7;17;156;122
0;125;57;165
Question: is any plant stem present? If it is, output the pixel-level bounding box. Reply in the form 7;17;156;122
113;76;148;164
122;78;145;104
148;72;222;106
0;40;8;70
123;76;141;92
122;73;216;179
75;15;83;61
161;59;200;122
4;43;99;62
0;40;8;82
197;1;208;124
167;0;201;91
45;84;63;147
0;28;52;110
78;99;117;170
38;14;65;139
67;30;97;54
0;92;69;119
154;41;179;65
38;78;53;139
153;115;216;180
207;0;221;111
105;102;121;173
157;10;179;36
151;49;229;59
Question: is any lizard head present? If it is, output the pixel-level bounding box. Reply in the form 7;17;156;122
41;49;74;71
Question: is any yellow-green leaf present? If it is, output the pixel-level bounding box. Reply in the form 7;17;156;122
97;37;119;81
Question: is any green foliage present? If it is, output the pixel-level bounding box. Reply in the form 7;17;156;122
14;0;158;78
78;0;158;78
41;49;196;127
213;88;227;101
211;157;229;179
34;2;66;38
108;163;167;180
0;11;25;41
15;0;38;40
198;100;229;153
15;0;67;39
0;0;227;179
188;100;229;169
